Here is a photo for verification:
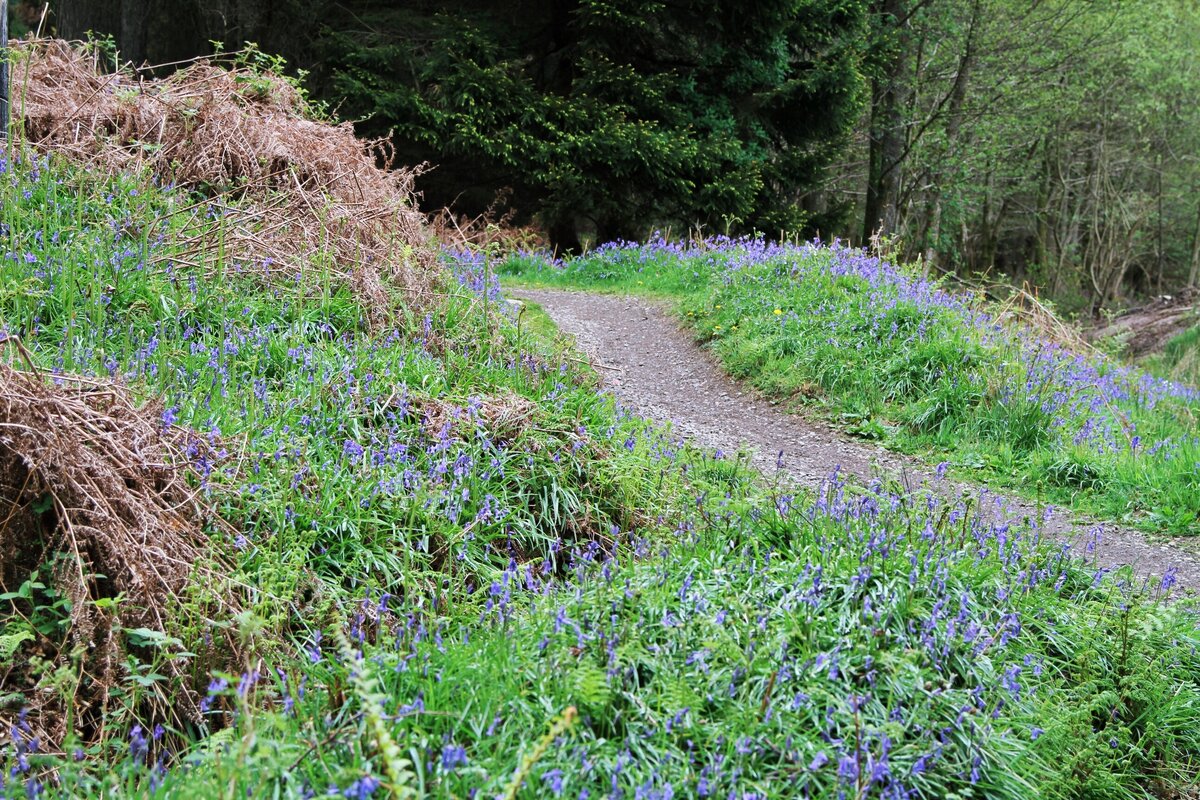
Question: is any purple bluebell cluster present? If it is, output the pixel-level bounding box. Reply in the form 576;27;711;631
5;153;1200;798
357;465;1199;799
527;235;1199;524
444;249;506;304
3;159;672;590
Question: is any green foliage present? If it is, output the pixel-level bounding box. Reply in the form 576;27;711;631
320;1;868;246
4;151;1200;800
0;153;672;601
0;150;691;776
1147;324;1200;387
501;239;1200;533
26;472;1200;798
228;41;331;120
847;0;1200;310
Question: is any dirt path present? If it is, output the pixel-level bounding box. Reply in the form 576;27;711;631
514;287;1200;595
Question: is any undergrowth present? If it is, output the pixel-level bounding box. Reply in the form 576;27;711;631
1146;324;1200;390
500;239;1200;535
1;156;1199;799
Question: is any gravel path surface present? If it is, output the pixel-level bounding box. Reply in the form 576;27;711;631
514;287;1200;595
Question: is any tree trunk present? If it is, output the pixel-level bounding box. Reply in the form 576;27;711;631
922;0;977;274
548;217;582;257
52;0;121;45
1034;136;1056;292
1188;194;1200;287
53;0;163;66
119;0;150;64
1155;152;1164;293
863;0;911;243
1;0;8;143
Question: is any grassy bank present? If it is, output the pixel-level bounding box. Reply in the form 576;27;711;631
3;155;1200;799
500;239;1200;535
1147;324;1200;389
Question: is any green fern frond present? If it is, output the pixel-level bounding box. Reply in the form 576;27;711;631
332;619;418;799
502;705;577;800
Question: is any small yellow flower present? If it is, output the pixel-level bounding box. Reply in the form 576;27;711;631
773;308;783;316
713;325;723;332
715;304;722;309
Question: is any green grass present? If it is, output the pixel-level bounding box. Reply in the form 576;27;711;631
1143;323;1200;389
67;491;1200;800
0;161;674;596
499;240;1200;536
2;155;1200;800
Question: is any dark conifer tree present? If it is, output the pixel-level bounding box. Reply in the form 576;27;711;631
322;1;869;249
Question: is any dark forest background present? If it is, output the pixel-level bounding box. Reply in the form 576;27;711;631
15;0;1200;314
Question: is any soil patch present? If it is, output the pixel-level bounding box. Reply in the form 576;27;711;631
1090;288;1200;358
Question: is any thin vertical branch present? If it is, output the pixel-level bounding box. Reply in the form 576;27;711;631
1;0;9;142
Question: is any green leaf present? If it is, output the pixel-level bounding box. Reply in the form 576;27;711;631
124;627;183;649
0;629;34;663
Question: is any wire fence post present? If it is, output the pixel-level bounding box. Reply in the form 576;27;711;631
0;0;9;142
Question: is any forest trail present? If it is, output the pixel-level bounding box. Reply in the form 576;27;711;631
514;287;1200;595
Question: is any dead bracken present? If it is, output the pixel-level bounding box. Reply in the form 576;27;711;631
13;37;443;326
411;391;540;445
2;36;454;755
0;351;238;749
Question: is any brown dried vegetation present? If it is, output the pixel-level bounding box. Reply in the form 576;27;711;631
0;349;239;750
12;38;443;327
429;188;549;255
0;37;455;753
411;391;539;445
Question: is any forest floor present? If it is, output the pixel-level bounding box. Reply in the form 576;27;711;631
1089;287;1200;358
515;286;1200;594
